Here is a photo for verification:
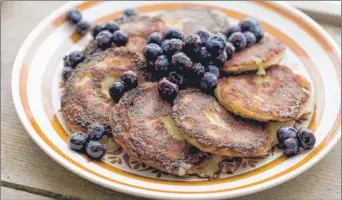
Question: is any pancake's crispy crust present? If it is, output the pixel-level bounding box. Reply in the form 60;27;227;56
215;65;311;122
84;16;167;57
158;8;229;36
61;48;142;133
223;33;286;74
172;89;273;157
110;83;222;177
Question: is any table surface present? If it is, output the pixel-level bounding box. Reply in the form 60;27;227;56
1;1;341;200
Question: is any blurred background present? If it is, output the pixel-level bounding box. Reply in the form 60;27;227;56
1;1;340;200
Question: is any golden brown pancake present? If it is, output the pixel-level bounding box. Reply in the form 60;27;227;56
215;65;311;122
110;83;223;177
158;8;229;36
84;15;167;57
172;89;273;157
222;33;286;74
61;48;143;133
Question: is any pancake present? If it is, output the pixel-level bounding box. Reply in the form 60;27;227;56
84;15;167;57
222;33;286;74
110;83;223;177
215;65;311;122
172;89;272;157
158;8;229;36
61;48;143;134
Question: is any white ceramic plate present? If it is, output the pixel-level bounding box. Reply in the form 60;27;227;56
12;1;341;199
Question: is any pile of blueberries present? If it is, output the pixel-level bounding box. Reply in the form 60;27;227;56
66;9;91;35
91;21;128;50
68;123;109;160
277;126;316;157
142;18;264;102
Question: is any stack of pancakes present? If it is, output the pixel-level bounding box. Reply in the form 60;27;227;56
61;8;312;178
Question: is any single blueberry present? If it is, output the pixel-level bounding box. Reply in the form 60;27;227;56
282;138;299;157
91;24;106;38
193;63;205;78
196;30;211;44
76;20;91;35
297;127;316;150
88;123;105;141
161;39;170;50
158;77;179;103
154;55;170;78
171;52;193;73
109;81;126;102
225;42;236;60
200;72;217;94
121;70;138;90
68;132;88;151
277;126;297;145
62;66;74;82
147;32;164;46
85;141;106;160
228;32;247;52
143;43;163;62
112;30;128;46
206;65;220;77
243;31;257;47
162;39;184;57
169;71;186;89
164;28;183;40
205;35;226;56
184;34;202;59
96;30;113;50
124;8;137;16
67;9;82;24
105;21;120;33
223;25;241;39
64;50;85;68
199;47;211;64
211;51;227;67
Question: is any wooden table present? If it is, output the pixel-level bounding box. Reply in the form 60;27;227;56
1;2;341;200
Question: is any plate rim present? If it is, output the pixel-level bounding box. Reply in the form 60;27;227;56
11;1;341;199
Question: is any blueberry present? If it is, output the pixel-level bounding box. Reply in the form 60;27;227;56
68;132;88;151
147;32;164;46
124;8;137;17
88;123;105;141
169;71;186;89
243;31;257;47
85;141;106;160
91;24;106;38
200;72;217;94
277;126;297;145
67;9;82;24
105;21;120;33
162;39;184;57
64;50;85;68
144;43;163;62
239;18;260;32
239;18;264;41
211;51;227;67
109;81;126;101
193;63;205;78
228;32;247;52
217;33;228;43
171;52;193;73
62;66;74;82
112;31;128;46
161;39;170;50
206;65;220;77
96;30;113;50
297;127;316;150
205;35;226;56
158;77;179;103
225;42;235;60
184;34;202;58
121;70;138;89
199;47;211;64
223;25;241;39
154;55;170;78
196;30;211;44
76;20;91;35
164;28;183;40
282;138;299;157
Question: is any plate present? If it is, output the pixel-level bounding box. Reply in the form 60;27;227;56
11;1;341;199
